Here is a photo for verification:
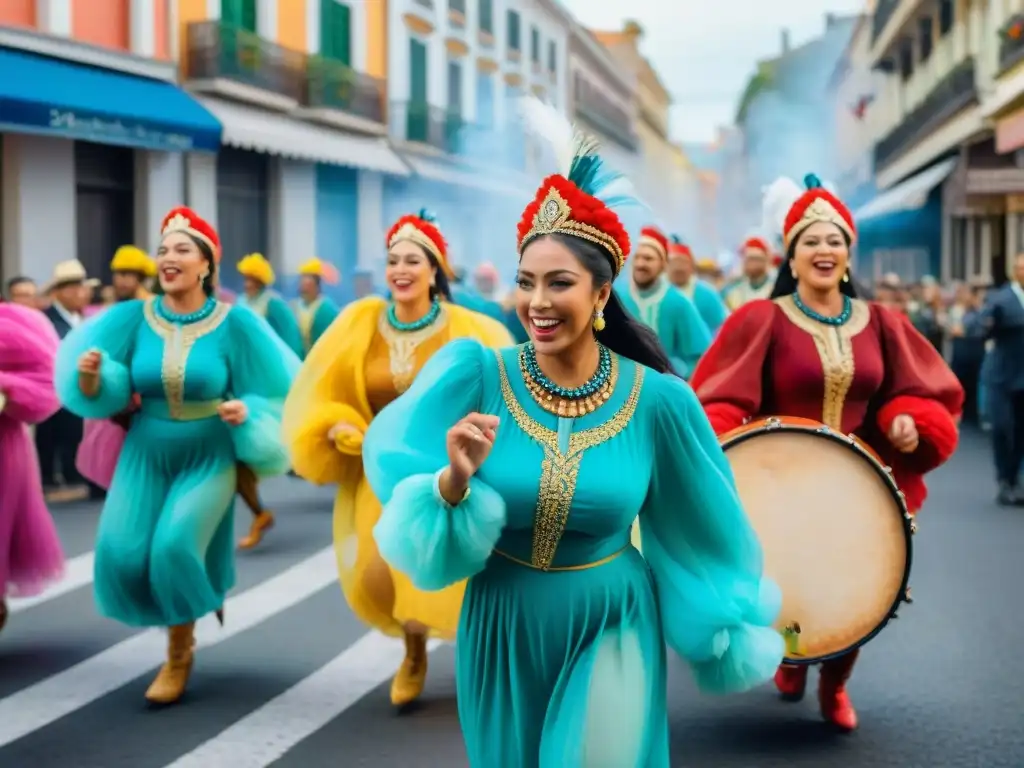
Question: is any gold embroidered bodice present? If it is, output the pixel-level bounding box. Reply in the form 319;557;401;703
364;307;450;414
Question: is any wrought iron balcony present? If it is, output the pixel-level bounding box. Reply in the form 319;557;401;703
185;20;305;102
871;0;900;44
305;57;385;124
572;81;638;151
390;101;454;152
874;58;977;169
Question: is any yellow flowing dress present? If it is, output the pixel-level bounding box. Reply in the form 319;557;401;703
282;297;512;638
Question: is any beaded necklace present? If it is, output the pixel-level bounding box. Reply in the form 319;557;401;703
386;299;440;332
519;342;616;418
155;296;218;325
792;293;852;326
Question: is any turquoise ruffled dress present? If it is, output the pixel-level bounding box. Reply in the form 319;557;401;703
617;281;711;378
363;339;784;767
54;298;299;627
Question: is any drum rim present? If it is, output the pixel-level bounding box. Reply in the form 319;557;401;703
721;416;915;665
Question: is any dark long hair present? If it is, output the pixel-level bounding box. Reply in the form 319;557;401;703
545;233;675;375
770;232;859;300
153;235;217;298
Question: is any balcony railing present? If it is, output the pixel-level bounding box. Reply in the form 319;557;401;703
186;20;306;102
306;57;385;123
871;0;899;44
185;21;387;125
390;101;453;152
389;100;526;168
874;57;977;169
573;90;638;151
998;15;1024;74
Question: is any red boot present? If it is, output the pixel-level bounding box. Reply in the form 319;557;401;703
818;650;859;731
774;663;808;701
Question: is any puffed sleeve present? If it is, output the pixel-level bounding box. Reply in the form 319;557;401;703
0;304;60;424
264;295;306;358
54;300;145;419
869;307;963;513
364;338;507;591
224;306;301;476
690;300;776;434
638;373;783;694
666;291;712;379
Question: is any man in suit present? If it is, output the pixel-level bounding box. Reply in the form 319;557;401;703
36;260;98;502
973;253;1024;505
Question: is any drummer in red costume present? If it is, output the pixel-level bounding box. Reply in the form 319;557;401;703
690;174;963;732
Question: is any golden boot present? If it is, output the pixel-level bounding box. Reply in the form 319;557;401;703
390;632;428;707
145;622;195;705
238;510;275;550
236;463;275;550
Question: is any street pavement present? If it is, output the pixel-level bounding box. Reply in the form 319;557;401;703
0;427;1020;767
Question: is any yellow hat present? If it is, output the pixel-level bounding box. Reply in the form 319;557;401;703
237;253;275;286
110;246;157;278
297;258;340;284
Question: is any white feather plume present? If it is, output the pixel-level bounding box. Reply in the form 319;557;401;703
761;176;803;244
518;96;577;177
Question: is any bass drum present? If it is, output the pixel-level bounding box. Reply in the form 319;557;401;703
721;416;915;664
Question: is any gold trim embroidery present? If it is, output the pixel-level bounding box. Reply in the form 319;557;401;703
376;305;449;394
629;280;670;331
143;298;232;419
496;350;644;569
774;295;871;429
293;297;323;352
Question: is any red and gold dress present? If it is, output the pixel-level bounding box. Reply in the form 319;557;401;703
690;295;963;722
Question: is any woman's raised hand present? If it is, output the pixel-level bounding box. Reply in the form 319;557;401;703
77;350;102;397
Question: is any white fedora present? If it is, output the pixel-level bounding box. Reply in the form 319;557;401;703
45;260;100;293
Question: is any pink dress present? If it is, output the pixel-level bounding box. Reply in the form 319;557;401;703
0;303;65;596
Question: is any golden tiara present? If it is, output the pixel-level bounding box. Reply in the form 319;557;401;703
520;186;626;275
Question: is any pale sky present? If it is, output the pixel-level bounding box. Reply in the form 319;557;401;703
560;0;867;143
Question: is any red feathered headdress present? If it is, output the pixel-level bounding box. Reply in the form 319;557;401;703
160;206;220;262
517;174;630;277
783;175;856;249
387;213;453;279
638;226;669;261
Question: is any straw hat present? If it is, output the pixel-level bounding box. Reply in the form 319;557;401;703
44;260;100;293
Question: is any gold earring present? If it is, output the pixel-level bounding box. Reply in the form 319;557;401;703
790;269;797;279
842;271;850;283
592;309;606;332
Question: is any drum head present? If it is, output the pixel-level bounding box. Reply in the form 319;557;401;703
725;428;909;663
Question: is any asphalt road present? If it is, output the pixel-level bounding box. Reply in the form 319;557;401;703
0;427;1020;768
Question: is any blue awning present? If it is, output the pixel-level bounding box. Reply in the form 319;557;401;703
853;157;957;222
0;48;221;152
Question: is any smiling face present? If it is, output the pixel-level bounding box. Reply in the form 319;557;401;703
516;236;611;356
631;245;664;288
791;221;849;293
157;232;209;297
386;240;436;303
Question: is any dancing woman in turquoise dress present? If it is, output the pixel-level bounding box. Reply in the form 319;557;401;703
362;101;784;766
55;206;298;706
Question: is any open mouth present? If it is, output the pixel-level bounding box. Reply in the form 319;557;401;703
391;279;413;289
530;316;563;340
811;259;836;278
160;266;182;280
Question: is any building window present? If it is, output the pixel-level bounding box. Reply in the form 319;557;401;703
918;18;932;62
938;0;954;36
899;39;914;80
478;0;493;35
222;0;256;32
530;26;539;62
548;40;557;72
74;142;134;284
476;72;494;127
320;0;351;65
408;38;429;141
216;148;269;292
447;59;463;115
507;10;520;51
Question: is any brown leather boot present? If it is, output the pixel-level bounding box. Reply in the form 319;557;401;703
390;632;428;707
237;510;275;550
145;622;196;705
819;650;859;731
